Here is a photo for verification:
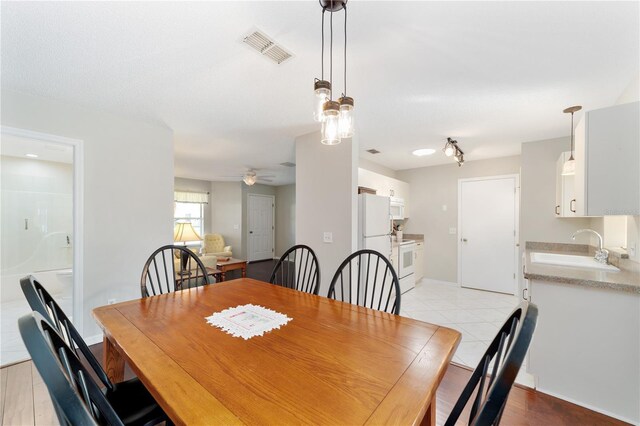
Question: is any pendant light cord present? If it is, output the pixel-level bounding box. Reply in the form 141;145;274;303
569;112;575;160
329;1;334;100
321;9;325;80
343;4;347;96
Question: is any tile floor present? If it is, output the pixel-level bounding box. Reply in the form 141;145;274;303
400;279;520;368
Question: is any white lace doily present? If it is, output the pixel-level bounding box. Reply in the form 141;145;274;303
205;304;292;340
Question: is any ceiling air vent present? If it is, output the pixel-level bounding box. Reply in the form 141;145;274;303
243;30;293;64
280;162;296;167
366;149;381;154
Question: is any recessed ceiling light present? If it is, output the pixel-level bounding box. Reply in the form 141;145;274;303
412;149;435;157
25;153;39;158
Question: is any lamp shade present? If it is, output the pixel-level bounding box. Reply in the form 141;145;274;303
173;222;202;243
561;159;576;176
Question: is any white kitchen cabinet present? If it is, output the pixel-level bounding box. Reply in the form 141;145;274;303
358;168;410;218
414;241;424;282
554;151;577;217
573;101;639;216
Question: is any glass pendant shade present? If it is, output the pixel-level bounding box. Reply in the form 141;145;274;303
314;80;332;122
562;158;576;176
338;96;354;138
321;101;341;145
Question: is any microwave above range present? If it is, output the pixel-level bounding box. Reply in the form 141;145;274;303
390;197;405;220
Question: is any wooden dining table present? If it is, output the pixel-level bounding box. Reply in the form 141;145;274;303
93;278;461;425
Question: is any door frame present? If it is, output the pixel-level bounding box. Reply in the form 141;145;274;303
457;174;520;293
1;126;85;334
246;193;275;262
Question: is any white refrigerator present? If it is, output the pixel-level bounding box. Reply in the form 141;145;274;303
358;194;392;259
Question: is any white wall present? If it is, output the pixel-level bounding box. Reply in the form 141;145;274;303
174;177;212;234
397;156;521;283
275;184;295;258
296;132;358;296
359;157;397;179
1;90;173;339
210;181;242;256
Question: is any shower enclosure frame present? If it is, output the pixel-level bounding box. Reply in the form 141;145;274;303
1;126;84;336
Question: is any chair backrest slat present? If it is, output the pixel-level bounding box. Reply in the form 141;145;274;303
327;249;401;315
269;245;321;295
20;276;114;392
444;302;538;426
20;312;126;426
141;244;212;298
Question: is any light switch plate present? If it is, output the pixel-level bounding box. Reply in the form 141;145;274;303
449;227;457;235
323;232;333;243
233;224;239;230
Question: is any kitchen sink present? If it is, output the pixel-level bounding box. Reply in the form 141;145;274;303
530;252;619;272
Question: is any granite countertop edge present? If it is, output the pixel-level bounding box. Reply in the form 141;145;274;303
524;242;640;295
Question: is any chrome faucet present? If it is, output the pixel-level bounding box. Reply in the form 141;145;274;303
571;229;609;264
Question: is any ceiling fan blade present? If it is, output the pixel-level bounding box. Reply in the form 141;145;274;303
258;177;274;182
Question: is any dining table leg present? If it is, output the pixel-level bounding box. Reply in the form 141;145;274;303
103;335;125;383
420;396;436;426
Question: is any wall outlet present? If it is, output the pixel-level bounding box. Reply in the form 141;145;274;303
449;227;457;235
108;298;116;305
323;232;333;243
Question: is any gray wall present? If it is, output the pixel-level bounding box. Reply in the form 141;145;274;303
2;89;174;339
359;157;397;179
174;177;212;234
397;155;521;283
296;131;358;296
210;181;242;256
241;183;276;260
275;184;296;258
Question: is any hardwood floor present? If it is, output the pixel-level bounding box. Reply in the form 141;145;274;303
0;349;629;425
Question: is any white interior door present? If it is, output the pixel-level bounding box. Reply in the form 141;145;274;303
459;176;517;295
248;194;274;261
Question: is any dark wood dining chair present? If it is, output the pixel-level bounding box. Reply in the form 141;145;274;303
327;249;401;314
140;244;212;298
269;244;321;295
444;302;539;426
19;275;168;425
19;311;168;426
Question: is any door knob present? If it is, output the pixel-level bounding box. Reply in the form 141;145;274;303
461;238;468;242
249;231;253;234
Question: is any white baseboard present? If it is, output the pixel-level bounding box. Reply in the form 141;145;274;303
84;334;104;346
421;278;459;288
537;386;637;425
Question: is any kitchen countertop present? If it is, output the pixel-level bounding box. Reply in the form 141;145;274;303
524;242;640;294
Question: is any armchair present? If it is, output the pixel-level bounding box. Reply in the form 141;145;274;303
202;233;232;258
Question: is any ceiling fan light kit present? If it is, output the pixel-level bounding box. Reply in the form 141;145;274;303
314;0;354;145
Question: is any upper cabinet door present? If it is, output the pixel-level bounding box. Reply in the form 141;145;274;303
574;102;639;216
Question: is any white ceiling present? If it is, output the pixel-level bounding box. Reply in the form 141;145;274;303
2;1;638;185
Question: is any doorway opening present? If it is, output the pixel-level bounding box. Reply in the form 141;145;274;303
0;127;83;366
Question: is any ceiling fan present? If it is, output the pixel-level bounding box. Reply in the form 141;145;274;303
222;169;275;186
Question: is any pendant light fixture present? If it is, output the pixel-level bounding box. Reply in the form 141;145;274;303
314;0;354;145
562;105;582;176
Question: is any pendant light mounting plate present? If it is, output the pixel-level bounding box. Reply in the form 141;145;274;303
319;0;347;12
563;105;582;114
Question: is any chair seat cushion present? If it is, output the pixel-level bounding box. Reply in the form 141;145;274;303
104;377;167;426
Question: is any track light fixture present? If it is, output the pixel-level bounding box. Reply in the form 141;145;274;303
443;137;465;167
314;0;354;145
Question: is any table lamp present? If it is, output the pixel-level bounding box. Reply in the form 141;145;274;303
173;222;202;275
